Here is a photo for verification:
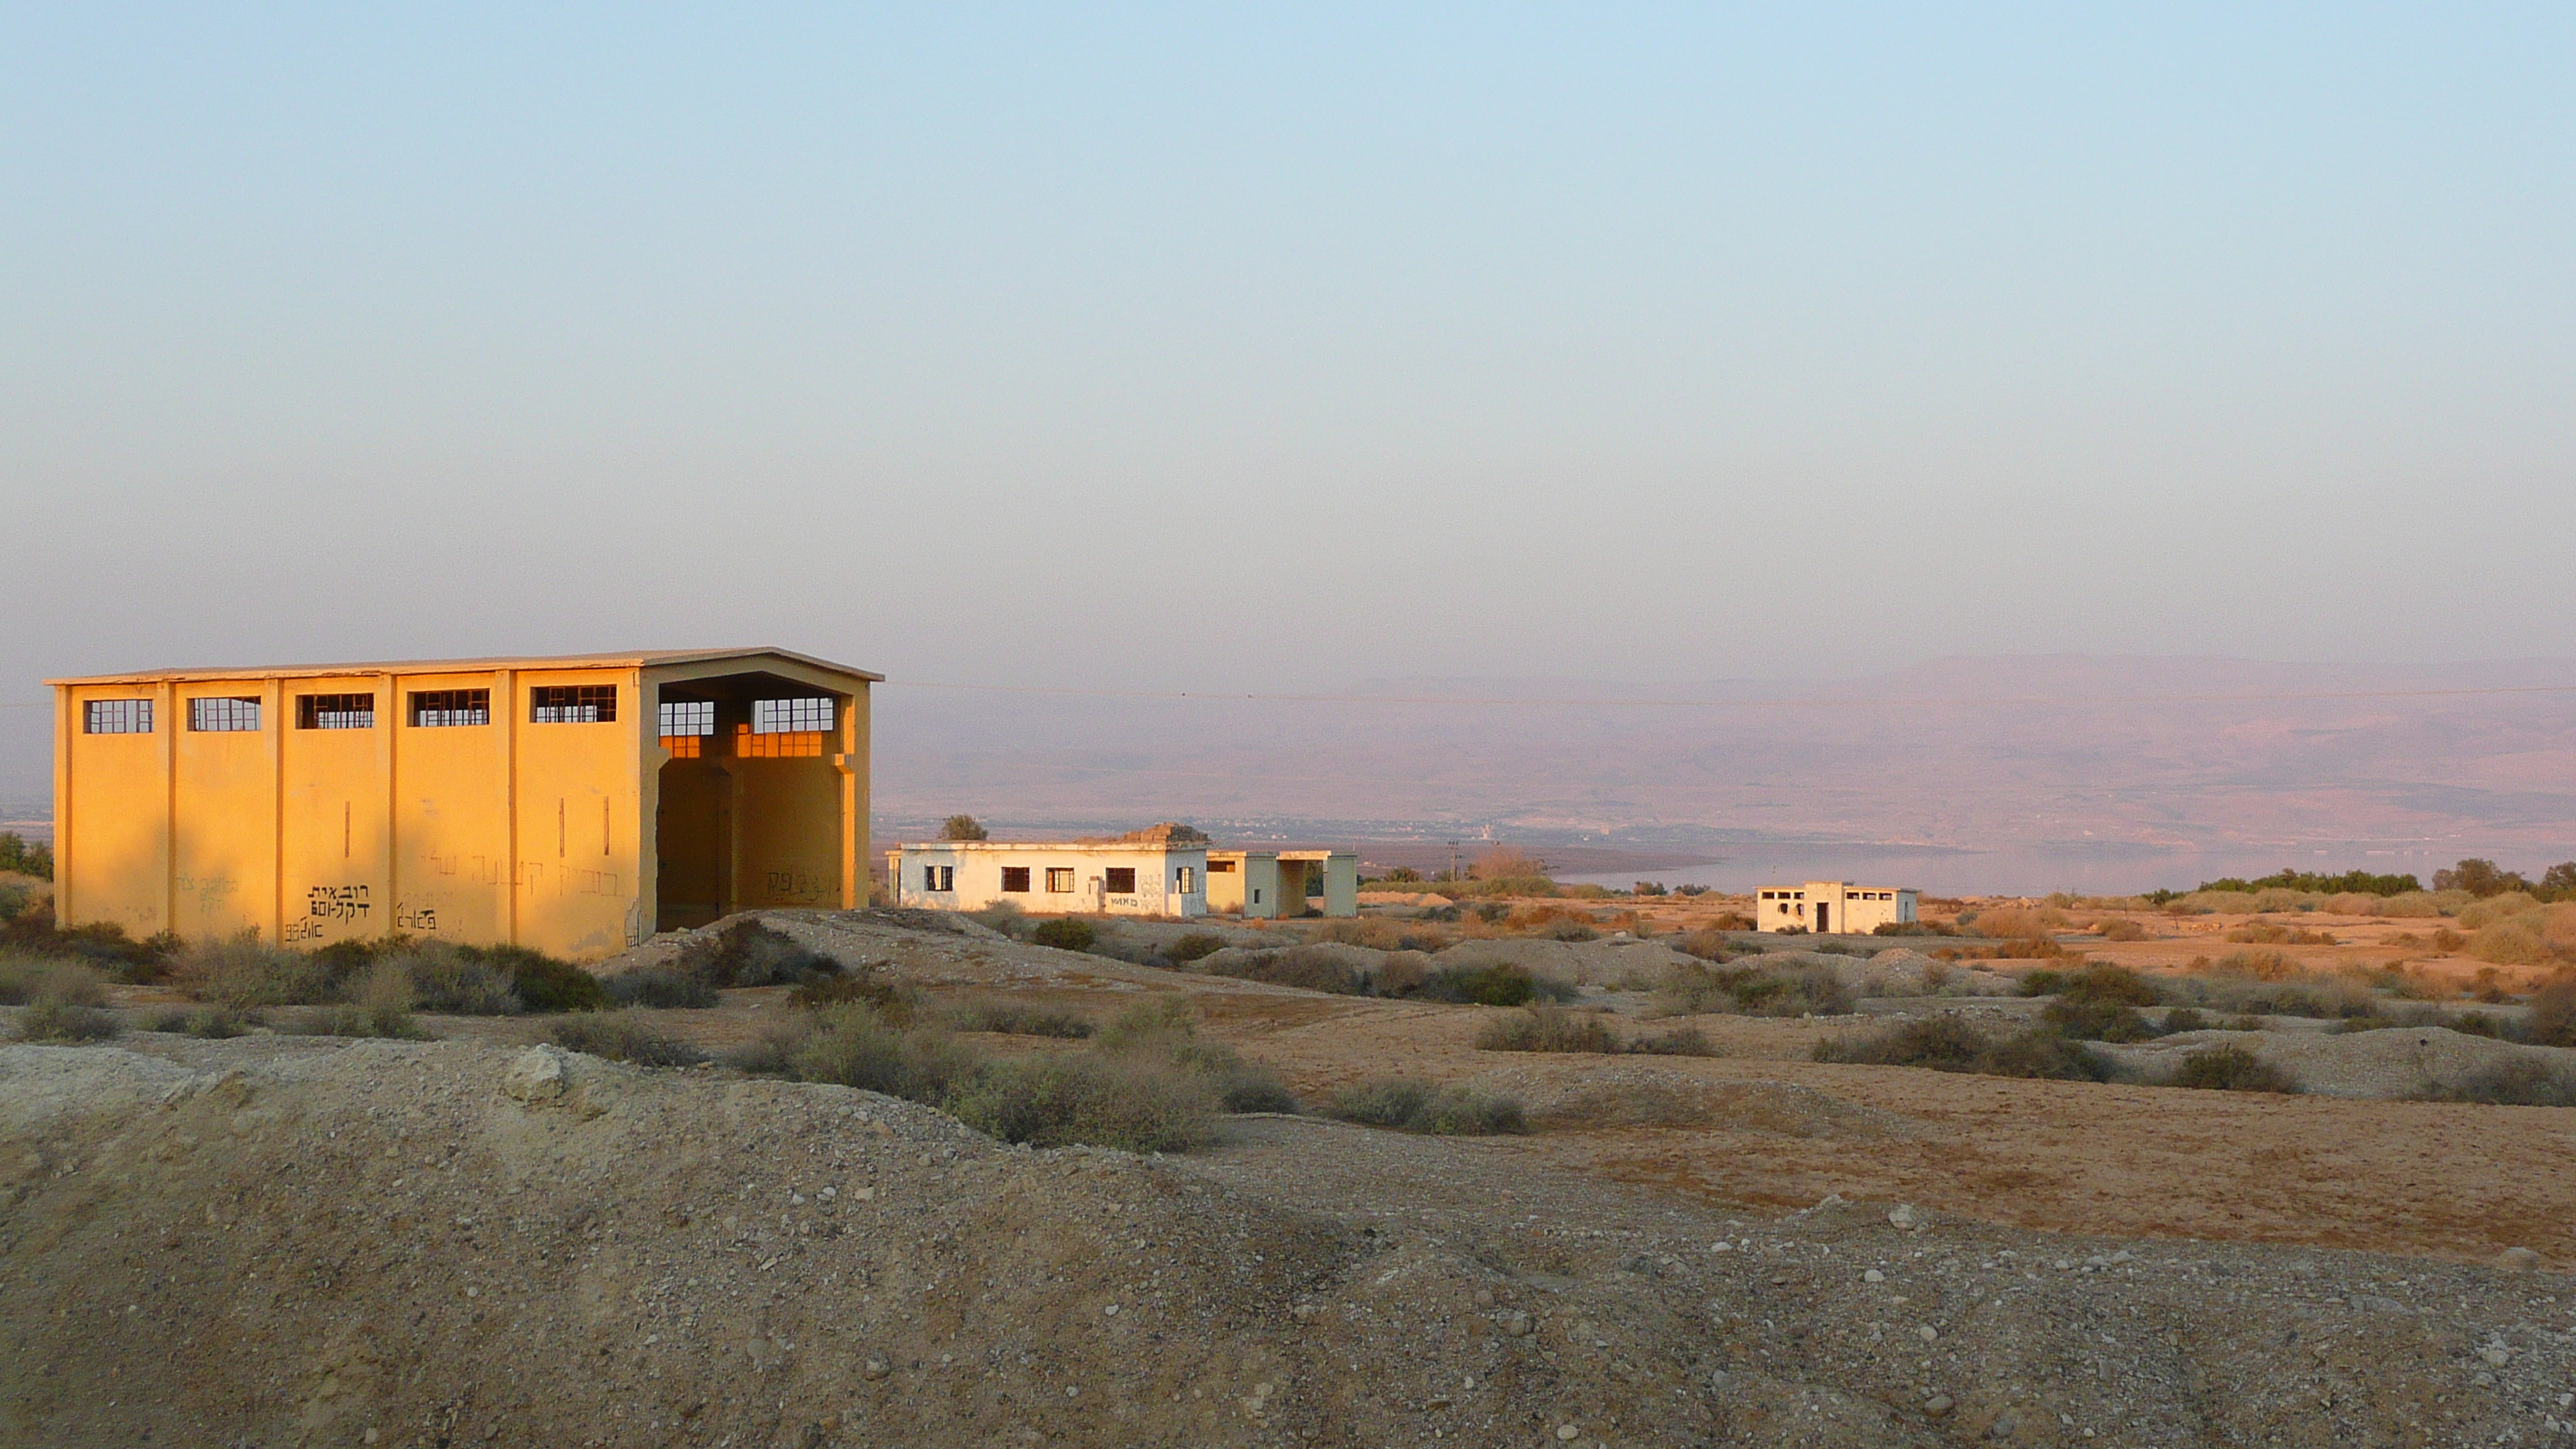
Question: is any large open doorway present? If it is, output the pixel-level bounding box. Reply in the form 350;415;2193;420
653;671;850;932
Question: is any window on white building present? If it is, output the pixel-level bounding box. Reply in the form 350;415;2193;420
1045;868;1074;892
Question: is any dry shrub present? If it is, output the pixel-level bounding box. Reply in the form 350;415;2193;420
170;933;335;1008
1201;945;1367;996
1324;1077;1526;1135
1503;904;1599;941
1090;997;1296;1112
767;1002;985;1101
298;961;426;1039
1475;1005;1619;1054
1626;1025;1715;1056
1674;927;1741;962
1372;951;1432;997
2226;920;2338;946
16;997;121;1042
1812;1016;2106;1081
1966;906;2068;940
2209;948;2296;981
2458;892;2545;930
145;1005;255;1039
947;1053;1221;1152
945;999;1094;1039
2374;891;2444;918
1165;932;1228;963
2433;927;2468;953
2164;971;2376;1019
680;918;838;986
1313;917;1451;953
2429;1057;2576;1106
550;1010;710;1067
2468;917;2550;967
1471;846;1549;882
2324;892;2384;915
1654;959;1850;1018
2095;917;2147;942
2524;980;2576;1047
385;940;522;1014
789;963;916;1020
2170;1045;2299;1093
0;951;106;1007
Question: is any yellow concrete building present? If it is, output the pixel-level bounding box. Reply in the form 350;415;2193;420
49;649;878;961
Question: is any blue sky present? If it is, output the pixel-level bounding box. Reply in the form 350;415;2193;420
4;4;2572;742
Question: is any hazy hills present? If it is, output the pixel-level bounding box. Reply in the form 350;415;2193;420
873;655;2576;864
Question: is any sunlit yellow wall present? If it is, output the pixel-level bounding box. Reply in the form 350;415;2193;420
57;683;173;937
511;669;644;958
277;675;392;949
170;680;279;940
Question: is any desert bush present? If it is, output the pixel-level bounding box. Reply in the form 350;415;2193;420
2095;917;2147;941
967;899;1025;936
2225;920;2339;946
146;1004;255;1038
1372;951;1432;997
1475;1005;1619;1054
2038;962;2161;1005
789;963;916;1020
298;961;426;1039
679;918;838;987
479;945;607;1012
946;999;1094;1038
1963;906;2068;940
1200;946;1367;996
2457;893;2543;930
2162;1006;2211;1033
1029;918;1098;953
550;1010;709;1067
1324;1077;1527;1135
605;965;721;1009
2163;971;2375;1019
940;814;988;841
2375;891;2444;918
2208;948;2297;981
1625;1025;1716;1057
1088;997;1293;1112
1654;959;1850;1018
774;1003;984;1100
2468;917;2550;967
946;1053;1220;1152
1165;932;1228;964
1313;917;1451;953
0;832;50;879
1812;1016;2107;1081
1674;927;1746;961
0;951;107;1007
2522;981;2576;1047
1415;961;1574;1007
2427;1057;2576;1106
16;995;122;1042
2040;995;2160;1043
1872;920;1953;937
385;940;522;1015
2170;1045;2299;1093
0;881;30;923
172;933;336;1007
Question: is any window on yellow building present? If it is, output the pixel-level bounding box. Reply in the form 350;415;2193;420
410;690;490;727
297;693;375;729
531;684;617;723
189;697;261;731
83;699;153;734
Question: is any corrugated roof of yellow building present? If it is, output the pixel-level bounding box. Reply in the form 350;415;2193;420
47;647;883;687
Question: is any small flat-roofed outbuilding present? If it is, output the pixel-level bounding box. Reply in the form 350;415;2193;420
49;648;879;961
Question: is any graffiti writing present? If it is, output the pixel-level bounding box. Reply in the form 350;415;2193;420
395;903;440;933
307;884;371;922
764;869;833;905
282;917;326;944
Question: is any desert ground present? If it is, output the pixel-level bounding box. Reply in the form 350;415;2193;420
9;892;2576;1447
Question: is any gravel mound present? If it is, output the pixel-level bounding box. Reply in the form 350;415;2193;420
6;1036;2573;1447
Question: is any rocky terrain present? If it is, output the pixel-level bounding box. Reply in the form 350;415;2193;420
7;1033;2576;1449
9;902;2576;1447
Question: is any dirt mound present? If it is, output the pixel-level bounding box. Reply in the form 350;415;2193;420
7;1036;2573;1447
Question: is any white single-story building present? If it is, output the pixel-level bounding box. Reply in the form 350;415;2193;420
1207;849;1358;920
886;835;1211;916
1756;880;1917;934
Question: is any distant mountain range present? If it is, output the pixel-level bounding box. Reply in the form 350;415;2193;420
872;656;2576;867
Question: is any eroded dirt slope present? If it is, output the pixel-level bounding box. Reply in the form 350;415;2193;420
7;1038;2576;1448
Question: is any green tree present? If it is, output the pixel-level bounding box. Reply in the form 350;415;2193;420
2434;858;2530;898
941;814;989;841
0;832;51;880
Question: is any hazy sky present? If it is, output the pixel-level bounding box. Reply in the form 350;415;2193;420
5;3;2573;748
